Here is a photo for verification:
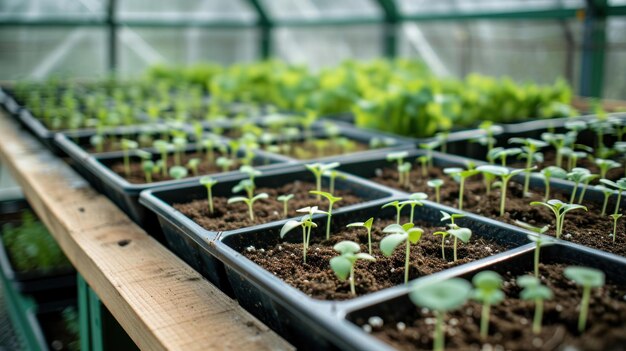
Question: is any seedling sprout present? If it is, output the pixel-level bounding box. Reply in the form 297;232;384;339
530;199;586;239
153;140;172;177
216;156;234;172
305;162;340;200
514;220;554;277
476;165;530;216
539;166;567;201
517;275;553;334
172;137;187;166
386;151;409;185
228;193;269;220
277;194;294;218
199;176;218;214
595;184;615;216
509;138;547;195
120;139;138;176
169;166;188;180
323;169;346;195
577;171;599;204
346;217;374;255
567;168;590;204
309;190;342;240
600;178;626;215
399;193;427;223
381;223;424;284
595;159;621;180
471;271;504;339
142;160;154;183
187;158;200;176
280;206;326;263
610;213;623;242
564;266;605;332
329;240;375;296
382;200;407;225
443;167;479;210
427;179;444;203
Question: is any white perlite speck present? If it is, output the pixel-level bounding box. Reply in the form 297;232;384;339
368;316;384;328
396;322;406;331
245;246;256;252
362;325;372;333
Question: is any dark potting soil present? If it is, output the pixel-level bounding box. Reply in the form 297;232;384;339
110;151;243;183
243;216;507;300
362;263;626;351
174;181;362;232
371;166;626;256
39;312;79;351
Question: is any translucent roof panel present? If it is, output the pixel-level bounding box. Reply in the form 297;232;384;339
117;0;257;23
609;0;626;5
604;18;626;99
0;0;105;18
398;0;584;15
259;0;382;21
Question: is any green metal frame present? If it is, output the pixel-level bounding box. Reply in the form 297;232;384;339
3;1;626;97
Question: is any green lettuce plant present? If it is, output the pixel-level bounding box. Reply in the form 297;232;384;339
471;271;504;339
517;275;553;334
380;223;424;284
309;190;342;240
564;266;605;332
330;240;375;296
530;199;586;239
277;194;294;218
347;217;374;255
199;176;218;214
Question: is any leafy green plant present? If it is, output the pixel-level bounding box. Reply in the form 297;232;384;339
386;151;409;185
120;139;138;176
610;213;623;242
199;176;218;214
443;167;479;210
323;169;346;195
509;138;547;195
329;240;375;296
169;166;188;180
382;200;406;225
309;190;342;240
277;194;294;218
187;158;200;176
438;211;470;262
539;166;567;201
409;278;471;351
541;132;573;168
399;193;427;223
305;162;340;199
577;171;599;204
564;266;605;332
216;156;234;172
514;221;554;277
476;165;529;216
471;271;504;339
600;178;626;215
347;217;374;255
427;179;444;203
530;199;586;239
517;275;553;334
280;206;326;263
491;147;521;167
595;184;615;216
380;223;424;284
153;140;172;177
595;158;621;180
567;168;590;204
228;192;269;220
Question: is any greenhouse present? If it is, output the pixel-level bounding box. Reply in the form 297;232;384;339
0;1;625;350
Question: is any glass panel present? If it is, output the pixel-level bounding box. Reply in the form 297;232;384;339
259;0;381;20
117;27;257;77
118;0;256;22
609;0;626;5
0;27;106;80
604;18;626;99
274;25;382;70
0;0;105;18
397;0;584;15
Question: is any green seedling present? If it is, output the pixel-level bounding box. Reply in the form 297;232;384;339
310;190;342;240
169;166;188;180
347;217;374;255
540;166;567;201
595;159;621;180
427;179;444;203
595;184;615;216
305;162;340;199
228;192;269;220
577;172;599;204
323;169;347;195
600;178;626;215
120;139;138;176
443;167;479;210
492;147;522;167
514;221;554;277
409;278;471;351
562;147;588;172
232;179;255;199
386;151;409;185
517;275;553;334
610;213;623;242
419;140;439;169
478;121;502;156
471;271;504;339
199;176;218;214
216;156;234;172
398;162;412;187
90;134;104;153
381;223;424;284
615;142;626;175
172;137;187;166
382;200;407;225
541;131;576;168
566;168;590;204
187;158;200;176
330;241;375;296
447;227;472;262
280;206;326;263
201;138;216;164
435;131;449;153
439;211;469;261
153;140;172;177
432;230;449;260
564;266;605;332
400;192;427;223
510;138;547;195
476;165;529;216
530;199;587;239
417;155;429;177
142;160;155;183
277;194;294;218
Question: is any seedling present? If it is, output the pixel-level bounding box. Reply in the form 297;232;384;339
187;158;200;176
530;199;587;239
277;194;294;218
329;240;375;296
610;213;623;242
201;138;216;163
172;137;187;166
443;167;479;210
398;162;412;187
471;271;504;339
409;278;471;351
447;227;471;262
280;206;326;263
382;200;407;225
478;121;502;156
541;132;574;168
514;220;554;277
142;160;154;183
595;158;621;180
539;166;567;201
510;138;547;195
305;162;340;199
419;140;439;169
435;131;449;153
517;275;553;334
323;169;346;195
427;179;444;203
564;266;605;332
432;230;449;260
199;176;218;214
476;165;529;216
309;190;342;240
567;168;590;204
600;178;626;215
402;193;428;223
346;217;374;255
492;147;521;167
228;192;269;220
153;140;172;177
381;223;424;284
595;184;615;216
216;156;234;172
386;151;409;185
169;166;188;180
120;139;138;176
90;134;104;153
577;172;599;204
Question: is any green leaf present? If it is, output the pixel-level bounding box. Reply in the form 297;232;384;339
355;253;376;261
476;165;508;176
380;233;407;257
199;176;217;187
407;228;424;244
330;256;352;281
309;190;342;203
447;228;472;243
333;240;361;254
564;266;605;288
280;220;303;238
227;196;248;204
409;278;472;312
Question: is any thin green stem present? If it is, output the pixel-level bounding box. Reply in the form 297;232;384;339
533;299;543;334
615;192;623;215
349;267;356;296
480;303;491;339
500;179;508;217
283;201;288;217
434;311;444;351
330;176;336;195
302;226;307;263
578;182;590;204
326;209;333;240
578;286;591;332
435;187;440;204
602;194;609;216
613;217;619;243
404;240;411;284
523;152;532;195
544;178;551;202
248;202;254;221
145;172;152;183
316;176;322;200
161;152;167;177
459;177;465;210
570;182;579;204
534;242;540;277
453;236;458;262
555;214;563;239
367;229;372;255
208;188;213;214
441;237;446;260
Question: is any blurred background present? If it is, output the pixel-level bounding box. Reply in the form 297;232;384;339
0;0;625;99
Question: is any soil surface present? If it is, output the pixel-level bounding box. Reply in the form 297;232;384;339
243;216;508;300
174;181;362;232
110;151;243;183
362;263;626;351
371;166;626;256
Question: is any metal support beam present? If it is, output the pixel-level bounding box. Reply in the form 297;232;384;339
107;0;117;74
376;0;398;58
247;0;272;59
402;8;581;22
580;0;607;97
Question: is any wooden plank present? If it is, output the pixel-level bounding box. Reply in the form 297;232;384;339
0;111;293;351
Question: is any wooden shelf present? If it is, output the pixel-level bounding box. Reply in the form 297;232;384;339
0;111;293;351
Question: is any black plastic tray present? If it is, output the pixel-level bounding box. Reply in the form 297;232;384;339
28;299;78;351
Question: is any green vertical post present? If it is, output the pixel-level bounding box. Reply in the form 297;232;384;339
247;0;272;59
89;286;104;351
579;0;607;98
78;274;92;351
107;0;118;74
377;0;399;58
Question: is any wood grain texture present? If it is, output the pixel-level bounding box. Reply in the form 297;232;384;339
0;111;293;351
